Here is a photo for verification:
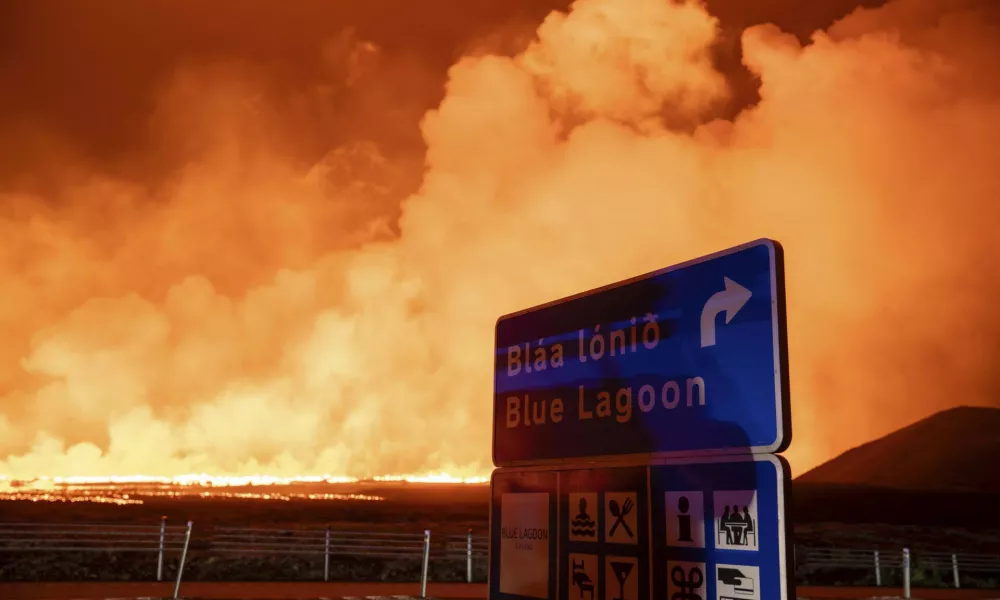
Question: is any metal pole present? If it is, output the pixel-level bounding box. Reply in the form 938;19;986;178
157;516;167;582
466;529;473;583
173;521;193;600
420;529;431;598
874;549;881;587
324;527;331;583
951;553;960;589
902;548;911;599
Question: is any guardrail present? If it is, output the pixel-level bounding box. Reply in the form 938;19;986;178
204;526;487;577
0;519;193;598
795;545;1000;596
2;520;999;597
0;520;487;597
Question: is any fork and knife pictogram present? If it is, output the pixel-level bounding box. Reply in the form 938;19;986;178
608;496;634;538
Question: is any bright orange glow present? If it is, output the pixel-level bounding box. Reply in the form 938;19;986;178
0;472;483;505
44;474;359;486
0;473;393;504
0;489;384;505
2;0;1000;484
1;494;144;505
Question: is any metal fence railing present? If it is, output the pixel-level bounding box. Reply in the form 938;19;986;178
794;545;1000;596
2;519;999;598
0;519;193;597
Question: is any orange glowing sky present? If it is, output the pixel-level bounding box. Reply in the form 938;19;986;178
1;0;999;483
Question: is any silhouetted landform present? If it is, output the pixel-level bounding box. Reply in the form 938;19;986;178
798;406;1000;493
790;406;1000;528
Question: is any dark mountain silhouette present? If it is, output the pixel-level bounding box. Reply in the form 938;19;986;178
791;406;1000;526
797;405;1000;493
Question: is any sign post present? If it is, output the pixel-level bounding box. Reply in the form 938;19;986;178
488;238;793;600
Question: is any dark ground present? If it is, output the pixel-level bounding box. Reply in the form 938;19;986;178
1;481;999;589
5;581;1000;600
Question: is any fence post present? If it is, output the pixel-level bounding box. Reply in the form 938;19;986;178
157;516;167;582
951;553;960;589
902;547;911;599
874;549;881;587
466;529;473;583
420;529;431;598
324;526;331;583
173;521;193;600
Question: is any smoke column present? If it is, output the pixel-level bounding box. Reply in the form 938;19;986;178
1;0;999;479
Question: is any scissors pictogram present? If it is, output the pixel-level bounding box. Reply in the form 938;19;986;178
670;564;704;600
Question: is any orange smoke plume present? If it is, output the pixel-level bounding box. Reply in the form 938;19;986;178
2;0;999;482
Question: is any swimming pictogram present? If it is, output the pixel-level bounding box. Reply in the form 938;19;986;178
571;497;597;538
569;493;598;542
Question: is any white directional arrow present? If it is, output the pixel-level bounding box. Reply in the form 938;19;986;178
700;276;752;348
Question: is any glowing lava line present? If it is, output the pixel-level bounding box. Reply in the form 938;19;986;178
0;472;489;504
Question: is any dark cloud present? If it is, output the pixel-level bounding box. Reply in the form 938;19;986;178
0;0;886;183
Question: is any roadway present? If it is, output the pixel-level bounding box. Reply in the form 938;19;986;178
2;582;999;600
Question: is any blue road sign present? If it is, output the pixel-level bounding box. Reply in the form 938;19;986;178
492;238;789;466
488;455;792;600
